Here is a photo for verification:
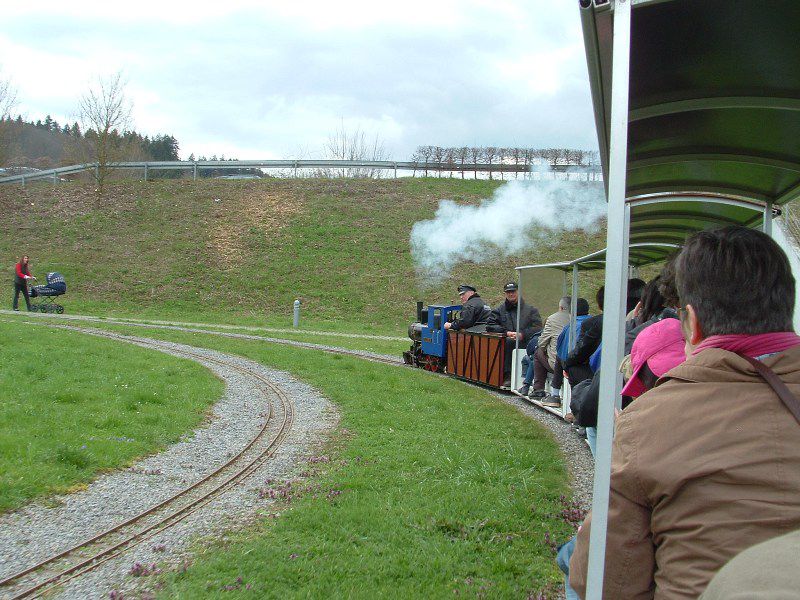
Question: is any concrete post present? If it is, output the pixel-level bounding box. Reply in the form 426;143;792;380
293;299;301;328
193;162;198;181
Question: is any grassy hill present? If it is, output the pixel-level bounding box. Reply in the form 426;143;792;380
0;178;607;332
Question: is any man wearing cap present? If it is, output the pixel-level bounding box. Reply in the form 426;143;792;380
486;281;543;385
445;285;490;332
570;226;800;599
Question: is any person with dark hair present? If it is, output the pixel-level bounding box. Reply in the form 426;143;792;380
486;282;543;386
445;284;490;332
657;250;681;309
12;255;35;311
624;275;678;354
570;226;800;599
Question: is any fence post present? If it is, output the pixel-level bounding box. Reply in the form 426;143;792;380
293;299;301;328
193;162;198;181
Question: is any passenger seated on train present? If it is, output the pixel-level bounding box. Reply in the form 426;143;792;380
563;279;644;387
557;318;686;600
570;226;800;600
486;281;542;386
444;284;491;332
542;298;590;408
518;296;571;398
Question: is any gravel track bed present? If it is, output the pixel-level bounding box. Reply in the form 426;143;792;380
0;326;338;600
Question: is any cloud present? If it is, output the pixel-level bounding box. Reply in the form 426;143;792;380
0;1;597;160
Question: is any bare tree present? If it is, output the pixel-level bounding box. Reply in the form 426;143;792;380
418;145;433;177
78;73;132;192
483;146;498;180
0;70;18;166
431;145;446;177
323;121;388;178
469;146;481;179
455;146;468;179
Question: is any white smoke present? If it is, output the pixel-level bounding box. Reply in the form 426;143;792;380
410;176;606;282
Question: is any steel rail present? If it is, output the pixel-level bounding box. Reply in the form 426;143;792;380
0;336;295;600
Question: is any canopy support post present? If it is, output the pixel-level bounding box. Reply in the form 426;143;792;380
764;201;773;235
569;264;579;351
585;0;632;598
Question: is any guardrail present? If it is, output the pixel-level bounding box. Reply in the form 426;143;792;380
0;159;603;185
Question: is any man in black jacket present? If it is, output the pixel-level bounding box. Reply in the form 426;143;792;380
445;284;491;332
486;281;543;385
563;279;645;386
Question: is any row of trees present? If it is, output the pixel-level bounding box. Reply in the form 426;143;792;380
409;145;600;178
0;72;181;191
0;115;180;169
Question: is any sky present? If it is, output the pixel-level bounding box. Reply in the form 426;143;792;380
0;0;598;161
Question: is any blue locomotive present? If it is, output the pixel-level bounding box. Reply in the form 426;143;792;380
402;301;461;372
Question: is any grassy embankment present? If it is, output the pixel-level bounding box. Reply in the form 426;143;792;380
0;320;223;512
0;178;607;338
58;322;576;598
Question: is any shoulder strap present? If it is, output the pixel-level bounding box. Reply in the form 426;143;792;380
738;353;800;426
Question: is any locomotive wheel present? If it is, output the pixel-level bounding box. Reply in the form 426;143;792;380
56;305;64;314
422;354;444;373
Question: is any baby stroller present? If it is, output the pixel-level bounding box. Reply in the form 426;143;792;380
30;272;67;314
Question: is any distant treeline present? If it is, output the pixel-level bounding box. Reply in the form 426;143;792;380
410;146;600;178
0;114;180;170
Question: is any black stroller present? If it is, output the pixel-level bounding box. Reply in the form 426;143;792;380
30;272;67;313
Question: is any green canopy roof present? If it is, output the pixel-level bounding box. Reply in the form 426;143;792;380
581;0;800;214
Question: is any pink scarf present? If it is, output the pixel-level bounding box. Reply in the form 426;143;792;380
693;332;800;358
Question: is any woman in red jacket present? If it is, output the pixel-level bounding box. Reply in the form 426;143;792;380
13;255;35;311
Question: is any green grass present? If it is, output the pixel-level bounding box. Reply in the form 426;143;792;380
0;320;224;512
64;323;575;598
0;178;608;333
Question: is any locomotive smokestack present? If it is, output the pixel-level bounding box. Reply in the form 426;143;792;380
416;301;424;322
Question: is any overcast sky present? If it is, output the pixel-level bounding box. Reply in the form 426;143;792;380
1;0;598;161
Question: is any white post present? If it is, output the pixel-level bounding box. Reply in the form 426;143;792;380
585;0;633;598
293;299;301;328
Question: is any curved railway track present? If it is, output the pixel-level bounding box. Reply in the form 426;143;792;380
0;318;552;598
0;335;295;600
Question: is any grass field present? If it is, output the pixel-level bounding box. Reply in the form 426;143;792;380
0;178;607;333
0;320;224;512
50;322;576;598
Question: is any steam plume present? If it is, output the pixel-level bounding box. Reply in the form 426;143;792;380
410;176;605;282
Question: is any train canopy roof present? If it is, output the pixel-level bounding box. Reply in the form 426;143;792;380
580;0;800;227
516;242;680;273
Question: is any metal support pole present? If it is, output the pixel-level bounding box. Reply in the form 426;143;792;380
144;164;149;182
515;270;522;355
293;299;301;328
394;162;397;179
53;172;58;184
585;1;632;598
569;264;579;351
193;162;198;181
764;201;773;235
21;175;25;187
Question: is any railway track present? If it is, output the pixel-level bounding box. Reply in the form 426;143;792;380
0;336;295;600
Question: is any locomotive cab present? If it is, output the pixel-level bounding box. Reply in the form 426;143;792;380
403;302;461;372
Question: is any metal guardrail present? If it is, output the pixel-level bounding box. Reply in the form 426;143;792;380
0;159;603;185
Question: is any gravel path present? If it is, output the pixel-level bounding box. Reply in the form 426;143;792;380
0;327;338;600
